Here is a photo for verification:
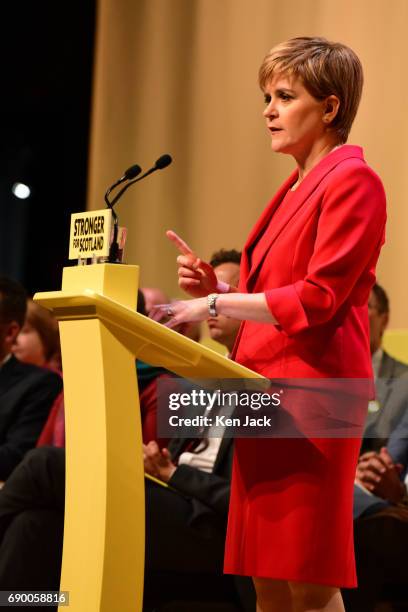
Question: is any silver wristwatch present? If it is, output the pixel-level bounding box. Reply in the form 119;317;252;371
207;293;219;316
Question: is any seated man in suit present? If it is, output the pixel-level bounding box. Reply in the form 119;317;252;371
360;283;408;454
0;277;62;479
143;249;252;610
353;283;408;518
343;284;408;611
345;417;408;611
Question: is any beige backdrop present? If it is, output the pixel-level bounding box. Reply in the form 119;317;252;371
87;0;408;328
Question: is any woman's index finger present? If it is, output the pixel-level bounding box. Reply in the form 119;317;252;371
166;230;194;255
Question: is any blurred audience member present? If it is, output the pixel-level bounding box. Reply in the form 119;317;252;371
359;283;408;454
346;429;408;611
12;299;64;448
142;286;201;342
141;287;170;316
343;284;408;611
207;249;241;354
143;249;252;610
0;278;62;479
12;299;61;371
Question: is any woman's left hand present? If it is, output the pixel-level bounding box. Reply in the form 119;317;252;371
150;297;208;329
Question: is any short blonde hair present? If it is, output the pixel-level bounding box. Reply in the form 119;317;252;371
259;37;363;142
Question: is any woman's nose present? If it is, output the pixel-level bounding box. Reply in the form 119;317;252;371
263;100;277;118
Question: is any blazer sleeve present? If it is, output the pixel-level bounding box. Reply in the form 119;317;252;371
168;464;230;518
265;165;386;336
0;370;62;480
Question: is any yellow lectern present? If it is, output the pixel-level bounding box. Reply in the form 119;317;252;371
34;263;262;612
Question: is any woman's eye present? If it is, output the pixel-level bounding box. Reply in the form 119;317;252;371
279;92;291;101
264;94;271;104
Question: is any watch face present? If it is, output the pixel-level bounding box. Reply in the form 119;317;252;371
208;293;218;316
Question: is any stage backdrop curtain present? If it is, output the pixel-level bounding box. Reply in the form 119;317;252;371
87;0;408;328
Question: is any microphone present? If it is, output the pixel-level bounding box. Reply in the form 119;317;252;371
107;155;172;263
104;163;142;263
124;164;143;179
110;154;172;208
155;154;172;170
104;163;142;210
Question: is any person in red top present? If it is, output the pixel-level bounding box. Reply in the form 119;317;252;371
12;299;64;448
151;37;387;612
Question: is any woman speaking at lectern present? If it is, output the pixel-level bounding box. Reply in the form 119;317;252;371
154;37;386;611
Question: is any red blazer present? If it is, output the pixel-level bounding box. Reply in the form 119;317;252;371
232;145;386;379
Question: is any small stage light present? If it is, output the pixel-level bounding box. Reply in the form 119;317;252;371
12;182;31;199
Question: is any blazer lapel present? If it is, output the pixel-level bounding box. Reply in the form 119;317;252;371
240;172;296;291
376;351;396;406
378;351;397;379
213;436;233;472
244;145;364;291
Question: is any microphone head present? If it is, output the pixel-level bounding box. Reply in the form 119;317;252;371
155;154;172;170
124;164;142;180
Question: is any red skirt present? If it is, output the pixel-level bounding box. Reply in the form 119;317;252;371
224;436;361;588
